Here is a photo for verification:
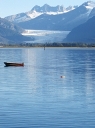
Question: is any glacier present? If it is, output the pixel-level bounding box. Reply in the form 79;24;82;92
22;30;70;43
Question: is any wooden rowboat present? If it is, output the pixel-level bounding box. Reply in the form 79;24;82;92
4;62;24;67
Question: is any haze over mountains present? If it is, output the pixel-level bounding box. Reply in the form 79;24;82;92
0;1;95;44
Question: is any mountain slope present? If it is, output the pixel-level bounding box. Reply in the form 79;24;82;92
5;13;31;23
0;18;32;44
0;18;24;33
5;4;77;23
64;16;95;43
15;1;95;31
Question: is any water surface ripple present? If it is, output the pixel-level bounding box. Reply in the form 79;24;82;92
0;48;95;128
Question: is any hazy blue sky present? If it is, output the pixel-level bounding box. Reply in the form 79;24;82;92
0;0;93;17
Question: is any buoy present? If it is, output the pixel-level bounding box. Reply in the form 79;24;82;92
61;76;65;78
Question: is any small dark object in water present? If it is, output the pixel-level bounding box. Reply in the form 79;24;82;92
60;76;65;78
4;62;24;67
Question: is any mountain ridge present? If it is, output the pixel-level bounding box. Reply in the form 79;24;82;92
15;1;95;31
3;1;95;44
5;4;78;23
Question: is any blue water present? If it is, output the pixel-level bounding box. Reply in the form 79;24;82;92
0;48;95;128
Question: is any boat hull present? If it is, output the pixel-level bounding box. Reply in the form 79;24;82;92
4;62;24;67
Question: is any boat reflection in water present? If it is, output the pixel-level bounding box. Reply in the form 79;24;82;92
4;62;24;67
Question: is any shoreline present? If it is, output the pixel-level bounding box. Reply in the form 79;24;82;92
1;42;95;48
0;46;95;49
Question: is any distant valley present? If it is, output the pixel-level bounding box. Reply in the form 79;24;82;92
22;30;70;44
0;1;95;44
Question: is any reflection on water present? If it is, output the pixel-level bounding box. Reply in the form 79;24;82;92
0;48;95;128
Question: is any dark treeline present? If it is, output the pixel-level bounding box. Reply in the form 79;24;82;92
1;42;95;47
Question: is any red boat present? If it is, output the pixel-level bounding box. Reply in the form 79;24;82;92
4;62;24;67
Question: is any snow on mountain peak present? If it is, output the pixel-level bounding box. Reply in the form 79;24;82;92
82;1;95;9
31;4;65;13
4;4;78;23
66;6;78;11
27;10;43;19
27;4;77;18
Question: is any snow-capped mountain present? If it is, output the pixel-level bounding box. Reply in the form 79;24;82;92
5;4;77;23
5;13;31;23
31;4;65;12
15;1;95;31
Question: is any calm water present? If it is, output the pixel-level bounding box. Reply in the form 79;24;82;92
0;48;95;128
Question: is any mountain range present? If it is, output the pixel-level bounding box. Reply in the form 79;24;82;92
1;1;95;44
5;1;95;31
5;4;77;23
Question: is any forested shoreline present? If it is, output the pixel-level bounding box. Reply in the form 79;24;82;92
1;42;95;48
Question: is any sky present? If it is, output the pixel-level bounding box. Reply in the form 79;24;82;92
0;0;93;18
